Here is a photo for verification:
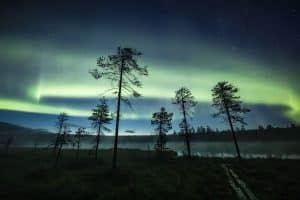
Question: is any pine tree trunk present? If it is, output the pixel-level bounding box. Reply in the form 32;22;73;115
95;124;101;160
55;143;63;167
159;118;163;152
76;137;80;160
182;102;191;158
54;124;62;154
225;107;241;160
112;57;124;169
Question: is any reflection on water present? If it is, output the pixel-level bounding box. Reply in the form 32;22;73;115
21;140;300;159
178;152;300;160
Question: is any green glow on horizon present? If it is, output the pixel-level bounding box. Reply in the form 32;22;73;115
35;66;300;123
1;38;299;123
0;98;149;119
0;98;90;116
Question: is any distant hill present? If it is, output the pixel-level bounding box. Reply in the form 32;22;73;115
0;122;299;148
0;122;50;135
0;122;34;134
0;122;54;146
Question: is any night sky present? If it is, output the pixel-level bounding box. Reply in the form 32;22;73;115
0;0;299;134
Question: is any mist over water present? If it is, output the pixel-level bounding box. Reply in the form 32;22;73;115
19;140;300;159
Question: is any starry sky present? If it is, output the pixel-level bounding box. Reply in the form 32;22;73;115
0;0;299;134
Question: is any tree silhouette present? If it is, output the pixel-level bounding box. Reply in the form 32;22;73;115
266;124;273;130
258;125;264;131
33;137;39;153
88;98;112;160
211;81;250;160
55;124;71;167
54;112;68;153
290;123;296;129
172;87;196;158
90;47;148;168
74;127;87;160
151;107;173;152
206;125;213;134
196;126;205;134
241;125;246;132
4;136;14;155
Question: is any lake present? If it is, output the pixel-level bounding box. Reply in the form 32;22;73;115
22;140;300;159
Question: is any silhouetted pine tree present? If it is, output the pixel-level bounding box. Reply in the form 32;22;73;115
196;126;205;134
90;47;148;169
89;98;112;160
206;125;213;134
211;81;250;160
55;124;71;167
258;125;264;131
151;107;173;152
241;125;246;132
4;136;14;155
172;87;196;158
290;123;296;129
74;127;86;160
266;124;273;130
54;112;68;153
33;136;39;153
190;127;196;135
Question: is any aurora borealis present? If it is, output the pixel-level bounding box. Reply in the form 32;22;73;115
0;0;299;133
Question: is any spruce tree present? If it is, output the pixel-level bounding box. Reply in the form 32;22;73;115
151;107;173;152
89;97;112;160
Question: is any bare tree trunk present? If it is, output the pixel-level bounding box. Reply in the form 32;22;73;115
95;124;101;160
159;118;163;152
55;128;67;167
76;137;80;160
112;58;124;169
5;137;13;155
225;107;241;160
182;102;191;158
55;143;63;167
54;125;62;153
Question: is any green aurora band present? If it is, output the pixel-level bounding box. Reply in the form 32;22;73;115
0;38;299;123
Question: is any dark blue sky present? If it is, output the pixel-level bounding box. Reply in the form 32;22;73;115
0;0;299;134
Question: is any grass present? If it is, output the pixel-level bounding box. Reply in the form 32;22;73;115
230;159;300;199
0;148;236;200
1;148;300;200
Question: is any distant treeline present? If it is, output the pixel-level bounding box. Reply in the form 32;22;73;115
119;126;300;142
173;126;300;141
170;124;300;141
0;122;299;147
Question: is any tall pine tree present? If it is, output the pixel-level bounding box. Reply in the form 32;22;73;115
90;47;148;168
173;87;196;158
151;107;173;152
89;98;112;160
212;81;250;160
